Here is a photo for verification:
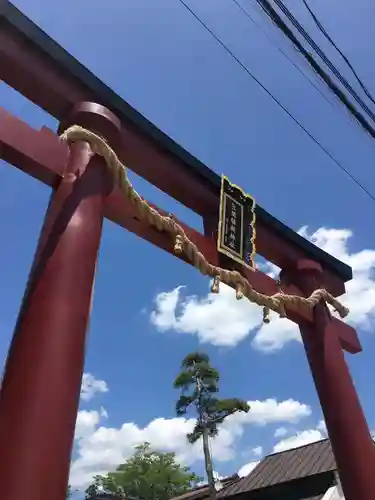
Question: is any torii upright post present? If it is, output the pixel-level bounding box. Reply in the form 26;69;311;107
282;260;375;499
0;103;121;500
0;2;374;500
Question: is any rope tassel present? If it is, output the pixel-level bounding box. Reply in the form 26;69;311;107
60;125;350;324
211;276;220;294
174;234;184;254
236;284;244;300
263;307;270;324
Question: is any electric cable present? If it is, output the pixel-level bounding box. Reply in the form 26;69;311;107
234;0;375;149
269;0;375;123
251;0;375;140
301;0;375;106
229;0;335;107
175;0;375;203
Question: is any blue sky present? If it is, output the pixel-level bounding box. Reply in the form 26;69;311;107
2;0;375;493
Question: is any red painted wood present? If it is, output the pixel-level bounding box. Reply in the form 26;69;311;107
0;106;361;353
0;106;117;500
105;191;361;353
0;107;67;186
0;10;371;495
294;262;375;500
0;25;90;117
0;28;346;296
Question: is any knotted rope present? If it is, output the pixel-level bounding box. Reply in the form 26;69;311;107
60;125;349;323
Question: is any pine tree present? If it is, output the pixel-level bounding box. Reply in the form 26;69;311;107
174;352;250;500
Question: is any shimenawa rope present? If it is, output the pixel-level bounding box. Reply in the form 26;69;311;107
60;125;349;323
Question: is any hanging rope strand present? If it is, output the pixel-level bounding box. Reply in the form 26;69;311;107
60;125;349;323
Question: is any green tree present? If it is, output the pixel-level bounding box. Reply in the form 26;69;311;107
174;352;250;500
84;442;201;500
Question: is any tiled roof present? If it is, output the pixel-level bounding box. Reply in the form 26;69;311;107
171;474;240;500
169;485;211;500
218;439;335;497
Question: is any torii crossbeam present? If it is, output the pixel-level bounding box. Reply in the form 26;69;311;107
0;2;374;500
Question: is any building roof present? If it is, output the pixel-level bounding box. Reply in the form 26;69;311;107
218;439;335;498
87;442;337;500
170;484;212;500
171;475;240;500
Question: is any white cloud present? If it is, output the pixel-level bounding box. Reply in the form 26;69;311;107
272;418;328;454
75;410;102;440
150;287;184;331
150;227;375;352
100;406;109;419
274;427;288;438
235;399;311;426
80;373;109;402
238;461;260;478
251;315;301;353
273;429;324;453
213;471;224;481
299;227;375;330
151;284;262;347
70;398;310;490
251;446;263;457
317;419;327;435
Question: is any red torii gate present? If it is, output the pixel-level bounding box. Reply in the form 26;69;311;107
0;2;374;500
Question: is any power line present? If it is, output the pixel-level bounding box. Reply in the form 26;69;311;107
228;0;335;108
175;0;375;203
252;0;375;141
234;0;375;152
301;0;375;107
271;0;375;119
269;0;375;124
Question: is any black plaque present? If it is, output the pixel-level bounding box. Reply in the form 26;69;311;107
217;175;256;269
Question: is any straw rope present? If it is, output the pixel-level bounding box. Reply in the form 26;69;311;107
60;125;349;323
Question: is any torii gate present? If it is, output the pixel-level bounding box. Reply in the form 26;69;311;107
0;2;374;500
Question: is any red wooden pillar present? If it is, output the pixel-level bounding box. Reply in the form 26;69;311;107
0;103;120;500
286;260;375;500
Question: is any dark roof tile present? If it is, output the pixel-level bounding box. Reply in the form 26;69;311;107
219;439;335;497
171;474;240;500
